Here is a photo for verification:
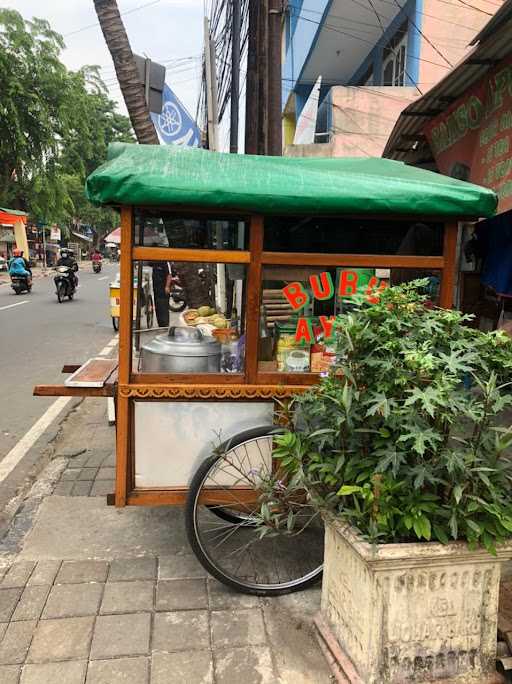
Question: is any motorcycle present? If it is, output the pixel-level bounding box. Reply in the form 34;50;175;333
54;265;77;303
168;265;187;313
92;260;102;274
10;274;32;295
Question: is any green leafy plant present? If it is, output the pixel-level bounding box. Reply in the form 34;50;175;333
262;280;512;554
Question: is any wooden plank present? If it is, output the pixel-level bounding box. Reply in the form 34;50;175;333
115;205;134;507
133;246;250;264
126;487;260;507
245;215;264;384
262;252;445;269
33;385;114;398
131;372;244;385
439;221;458;309
132;204;250;218
127;489;187;506
62;364;82;374
115;394;130;507
118;206;133;387
65;358;118;388
256;372;320;386
130;206;478;223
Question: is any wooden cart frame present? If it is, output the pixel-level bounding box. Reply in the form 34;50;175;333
35;204;461;509
113;206;459;508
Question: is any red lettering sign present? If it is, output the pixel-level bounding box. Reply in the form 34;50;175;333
424;54;512;212
282;282;309;311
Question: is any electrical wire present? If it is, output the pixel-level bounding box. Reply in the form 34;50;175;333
390;0;453;67
64;0;162;37
288;7;452;73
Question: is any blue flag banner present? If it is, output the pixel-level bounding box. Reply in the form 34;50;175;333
151;84;201;147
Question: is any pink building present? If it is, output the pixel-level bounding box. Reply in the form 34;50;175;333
283;0;502;158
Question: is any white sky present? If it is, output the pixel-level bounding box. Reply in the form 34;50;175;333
11;0;205;123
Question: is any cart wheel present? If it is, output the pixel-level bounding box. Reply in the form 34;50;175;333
146;297;154;329
112;316;119;331
185;426;324;596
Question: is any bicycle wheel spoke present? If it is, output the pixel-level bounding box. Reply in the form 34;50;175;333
187;428;324;596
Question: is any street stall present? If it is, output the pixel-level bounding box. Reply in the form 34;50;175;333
34;143;496;595
109;267;154;332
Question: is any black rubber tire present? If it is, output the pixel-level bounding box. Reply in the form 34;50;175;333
57;283;65;303
206;505;255;525
185;425;323;596
68;291;74;300
112;316;119;331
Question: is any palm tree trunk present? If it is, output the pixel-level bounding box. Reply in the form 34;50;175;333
93;0;159;144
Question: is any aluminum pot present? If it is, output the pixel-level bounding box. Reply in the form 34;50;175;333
140;326;221;373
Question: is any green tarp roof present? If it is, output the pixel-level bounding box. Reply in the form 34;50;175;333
86;143;498;218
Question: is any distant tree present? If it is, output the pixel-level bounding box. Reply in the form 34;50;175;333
0;8;133;237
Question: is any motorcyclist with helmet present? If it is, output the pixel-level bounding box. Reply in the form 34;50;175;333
57;248;79;288
8;248;32;285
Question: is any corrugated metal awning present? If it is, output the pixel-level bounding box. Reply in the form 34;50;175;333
383;4;512;163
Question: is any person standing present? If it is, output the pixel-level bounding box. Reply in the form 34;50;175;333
150;261;171;328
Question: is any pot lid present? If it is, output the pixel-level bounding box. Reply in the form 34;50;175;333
141;326;221;357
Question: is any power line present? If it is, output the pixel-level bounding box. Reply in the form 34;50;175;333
391;0;453;68
288;1;494;34
288;9;451;73
64;0;162;38
288;8;450;77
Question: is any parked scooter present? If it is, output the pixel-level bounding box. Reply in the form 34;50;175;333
10;274;32;295
93;260;102;274
54;266;76;302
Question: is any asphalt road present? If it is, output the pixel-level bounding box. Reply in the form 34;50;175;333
0;262;118;462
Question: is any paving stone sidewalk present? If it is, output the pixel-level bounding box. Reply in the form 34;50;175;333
0;556;330;683
0;399;332;683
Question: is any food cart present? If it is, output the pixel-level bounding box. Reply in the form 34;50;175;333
34;144;497;595
109;267;154;331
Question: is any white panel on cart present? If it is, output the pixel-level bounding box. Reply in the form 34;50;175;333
134;402;274;488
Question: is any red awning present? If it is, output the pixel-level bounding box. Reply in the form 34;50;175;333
0;208;27;226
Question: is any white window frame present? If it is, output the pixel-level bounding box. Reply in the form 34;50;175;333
382;26;408;86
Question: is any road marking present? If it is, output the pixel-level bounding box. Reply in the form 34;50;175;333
97;336;119;357
98;276;108;281
0;397;72;482
0;300;29;312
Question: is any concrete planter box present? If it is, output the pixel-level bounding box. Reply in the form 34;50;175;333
316;520;512;683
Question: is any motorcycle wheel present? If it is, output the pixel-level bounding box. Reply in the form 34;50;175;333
68;292;74;300
13;287;21;295
57;283;65;303
112;317;119;331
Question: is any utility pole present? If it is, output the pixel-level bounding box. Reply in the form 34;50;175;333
230;0;241;153
244;0;260;154
204;17;219;152
204;17;226;312
257;0;269;155
267;0;283;155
